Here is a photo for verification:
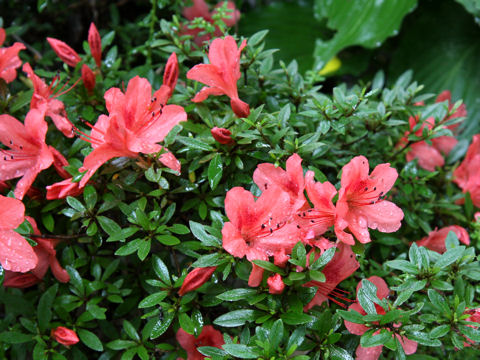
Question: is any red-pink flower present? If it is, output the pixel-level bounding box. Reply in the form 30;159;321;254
75;75;186;188
0;108;62;200
344;276;418;360
304;243;359;310
211;127;234;145
0;195;37;273
179;266;216;296
0;28;26;83
23;62;75;138
181;1;240;47
176;325;224;360
47;37;81;67
51;326;79;346
3;216;69;288
454;134;480;207
88;23;102;69
81;64;96;92
463;308;480;347
416;225;470;253
221;186;299;286
46;178;83;200
335;156;404;245
187;36;250;118
296;171;337;243
253;154;306;213
267;273;285;294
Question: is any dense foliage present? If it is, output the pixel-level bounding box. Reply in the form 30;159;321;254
0;1;479;359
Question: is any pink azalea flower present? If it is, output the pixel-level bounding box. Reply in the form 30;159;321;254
296;171;337;243
453;134;480;207
253;154;306;213
3;216;69;288
0;195;37;272
221;186;299;286
344;276;418;360
176;325;224;360
88;23;102;69
181;0;240;47
0;28;26;83
187;36;250;118
75;75;186;188
81;64;96;93
179;266;216;296
47;37;81;67
416;225;470;253
304;243;359;310
51;326;79;346
46;178;83;200
335;156;404;245
0;108;62;200
23;63;75;138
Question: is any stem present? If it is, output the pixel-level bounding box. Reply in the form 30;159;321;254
29;233;86;240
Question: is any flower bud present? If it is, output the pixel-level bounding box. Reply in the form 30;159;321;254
230;97;250;118
163;52;179;99
47;37;81;67
88;23;102;68
51;326;79;346
211;127;234;145
81;64;96;93
267;273;285;294
179;266;216;296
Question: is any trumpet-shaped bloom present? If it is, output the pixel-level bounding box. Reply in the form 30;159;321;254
23;63;75;137
187;36;250;118
454;134;480;207
47;37;81;67
77;75;186;188
296;171;337;242
0;195;37;272
3;216;69;288
335;156;403;245
222;186;299;286
176;325;224;360
344;277;418;360
88;23;102;68
0;108;60;200
253;154;306;213
304;243;359;310
46;178;83;200
51;326;79;346
416;225;470;253
267;273;285;294
0;28;26;83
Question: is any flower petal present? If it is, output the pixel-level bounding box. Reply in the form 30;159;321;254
356;201;404;234
0;230;38;272
0;195;25;229
355;344;383;360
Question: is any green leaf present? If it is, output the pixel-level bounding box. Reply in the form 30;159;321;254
191;253;227;268
150;310;175;339
177;136;214;151
429;325;450;339
189;221;221;247
361;329;392;347
138;291;168;308
328;345;354;360
107;340;136;351
385;260;419;274
123;320;140;341
179;313;196;335
269;319;284;350
252;260;285;275
217;288;258;301
428;289;450;314
0;331;33;344
83;185;97;209
357;288;377;315
197;346;227;358
313;0;416;68
459;325;480;342
310;247;336;270
280;312;313;325
66;196;85;212
37;283;58;332
115;239;142;256
208;154;223;190
97;216;122;236
152;256;171;285
222;344;261;359
78;329;104;351
337;309;365;324
214;310;259;327
434;247;465;269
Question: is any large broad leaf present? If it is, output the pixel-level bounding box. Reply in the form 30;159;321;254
390;0;480;138
313;0;417;69
239;0;324;72
455;0;480;21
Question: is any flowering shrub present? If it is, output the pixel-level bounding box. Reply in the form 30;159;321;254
1;1;480;360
